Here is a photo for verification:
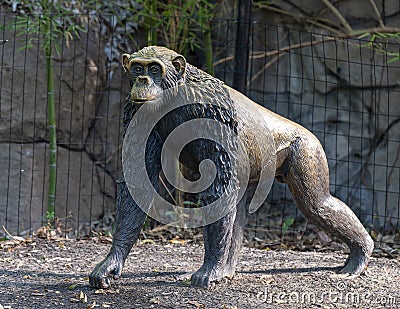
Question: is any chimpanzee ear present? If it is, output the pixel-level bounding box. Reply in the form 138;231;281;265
122;54;131;73
172;55;186;79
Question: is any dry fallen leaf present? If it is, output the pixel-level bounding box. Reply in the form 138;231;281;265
140;239;155;245
79;291;88;303
170;237;185;245
150;297;160;304
95;289;106;294
67;283;78;290
188;300;205;308
86;301;97;308
95;289;119;295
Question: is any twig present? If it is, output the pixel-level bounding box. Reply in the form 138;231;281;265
254;3;342;35
320;0;353;33
214;36;337;67
367;0;385;28
253;36;337;59
386;145;400;186
349;26;400;36
2;226;25;242
379;246;396;259
159;175;178;205
214;26;400;67
249;53;286;85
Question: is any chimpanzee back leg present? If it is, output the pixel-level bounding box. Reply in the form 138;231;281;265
190;165;240;288
279;136;374;276
190;185;252;285
191;206;237;287
223;184;254;278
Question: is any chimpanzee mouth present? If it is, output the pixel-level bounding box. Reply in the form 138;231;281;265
133;99;150;103
132;98;158;104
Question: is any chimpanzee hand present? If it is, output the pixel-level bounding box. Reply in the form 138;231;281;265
89;251;124;288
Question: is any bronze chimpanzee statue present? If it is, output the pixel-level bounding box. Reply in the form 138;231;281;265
89;46;373;288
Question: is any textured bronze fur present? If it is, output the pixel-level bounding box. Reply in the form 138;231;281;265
89;46;373;289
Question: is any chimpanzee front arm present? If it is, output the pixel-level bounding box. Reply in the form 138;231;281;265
89;132;161;289
89;180;147;289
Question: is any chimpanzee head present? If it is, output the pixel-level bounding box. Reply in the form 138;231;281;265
122;46;186;104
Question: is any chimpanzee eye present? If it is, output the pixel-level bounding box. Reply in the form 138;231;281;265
149;64;161;75
132;64;143;74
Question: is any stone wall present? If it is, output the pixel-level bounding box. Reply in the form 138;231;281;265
0;7;128;234
240;1;400;232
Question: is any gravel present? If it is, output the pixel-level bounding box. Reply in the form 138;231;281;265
0;237;399;308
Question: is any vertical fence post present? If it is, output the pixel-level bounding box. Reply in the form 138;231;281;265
233;0;252;95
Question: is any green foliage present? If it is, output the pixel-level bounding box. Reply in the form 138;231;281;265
12;4;85;54
4;1;90;54
136;0;216;50
358;32;400;63
282;216;295;233
183;199;202;208
45;210;55;222
133;0;221;74
2;0;87;219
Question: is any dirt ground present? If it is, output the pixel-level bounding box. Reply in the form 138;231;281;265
0;237;399;309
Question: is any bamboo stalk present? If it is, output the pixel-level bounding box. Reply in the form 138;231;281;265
46;44;57;218
203;26;214;75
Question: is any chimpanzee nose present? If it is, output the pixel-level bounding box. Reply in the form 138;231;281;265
137;76;151;85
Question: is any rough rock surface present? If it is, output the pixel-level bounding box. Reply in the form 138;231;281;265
0;6;122;234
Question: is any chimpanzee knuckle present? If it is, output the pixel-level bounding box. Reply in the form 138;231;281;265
94;279;102;289
191;270;211;287
191;277;201;287
90;276;102;289
89;276;95;286
202;278;210;287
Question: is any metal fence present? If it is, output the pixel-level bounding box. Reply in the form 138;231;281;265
0;9;399;250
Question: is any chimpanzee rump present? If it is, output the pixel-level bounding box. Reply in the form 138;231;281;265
89;46;373;288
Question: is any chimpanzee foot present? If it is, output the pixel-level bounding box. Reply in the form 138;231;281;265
191;264;226;287
337;248;372;278
89;252;124;289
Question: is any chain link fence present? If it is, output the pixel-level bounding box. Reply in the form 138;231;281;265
0;7;399;251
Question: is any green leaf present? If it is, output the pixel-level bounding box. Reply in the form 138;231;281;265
357;33;371;39
67;283;78;290
387;56;400;63
282;217;295;233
